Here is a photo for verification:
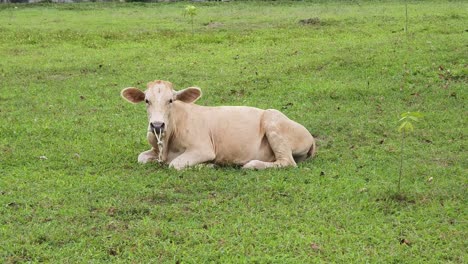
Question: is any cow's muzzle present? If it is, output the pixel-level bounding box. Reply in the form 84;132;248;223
150;122;165;134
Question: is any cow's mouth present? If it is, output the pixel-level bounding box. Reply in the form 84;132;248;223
152;127;164;135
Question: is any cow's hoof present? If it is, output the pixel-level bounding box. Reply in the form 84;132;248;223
242;160;267;170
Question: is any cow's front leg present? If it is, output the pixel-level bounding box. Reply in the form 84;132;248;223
138;131;161;164
138;148;159;164
169;150;215;170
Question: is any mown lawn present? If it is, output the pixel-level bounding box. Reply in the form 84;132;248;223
0;1;466;262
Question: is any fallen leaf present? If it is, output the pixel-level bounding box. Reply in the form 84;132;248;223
310;242;321;251
400;238;411;246
108;248;117;256
7;202;18;208
107;207;117;216
282;102;293;109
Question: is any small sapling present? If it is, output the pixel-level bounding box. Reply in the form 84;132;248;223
397;111;423;194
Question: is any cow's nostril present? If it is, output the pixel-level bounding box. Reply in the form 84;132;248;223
151;122;164;129
150;122;165;134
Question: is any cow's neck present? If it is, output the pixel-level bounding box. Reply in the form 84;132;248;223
167;101;193;136
164;101;193;159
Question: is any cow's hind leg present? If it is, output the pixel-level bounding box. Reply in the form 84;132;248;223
293;138;316;163
243;110;296;170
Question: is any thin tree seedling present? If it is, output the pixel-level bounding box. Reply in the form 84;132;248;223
397;111;423;194
185;5;197;36
405;0;409;37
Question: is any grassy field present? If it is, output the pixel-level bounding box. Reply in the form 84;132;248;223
0;1;466;262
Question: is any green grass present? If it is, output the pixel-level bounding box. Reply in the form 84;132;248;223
0;1;466;262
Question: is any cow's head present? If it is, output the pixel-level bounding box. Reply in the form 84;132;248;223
121;80;201;135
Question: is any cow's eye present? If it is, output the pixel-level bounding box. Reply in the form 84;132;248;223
145;99;149;104
169;99;173;104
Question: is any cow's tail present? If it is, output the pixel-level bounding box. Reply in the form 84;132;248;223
307;137;317;158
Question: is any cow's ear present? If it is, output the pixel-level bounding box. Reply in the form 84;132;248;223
175;87;202;103
121;87;145;104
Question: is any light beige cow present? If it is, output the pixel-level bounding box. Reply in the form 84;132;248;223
121;80;316;170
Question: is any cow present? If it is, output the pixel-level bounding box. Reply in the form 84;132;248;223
121;80;316;170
